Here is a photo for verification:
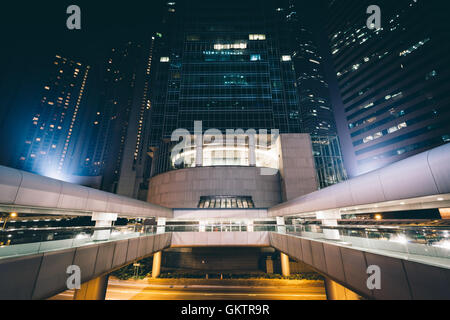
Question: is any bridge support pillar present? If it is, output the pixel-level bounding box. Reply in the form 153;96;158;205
324;278;361;300
280;252;290;277
73;274;109;300
265;256;274;274
152;251;162;278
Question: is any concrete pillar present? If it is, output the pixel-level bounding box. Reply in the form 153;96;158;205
199;220;206;232
91;213;118;241
195;121;203;167
324;278;361;300
276;217;286;234
248;133;256;166
157;218;166;234
265;256;274;274
152;251;162;279
278;134;319;201
74;275;109;300
316;211;341;240
280;252;290;277
247;220;254;232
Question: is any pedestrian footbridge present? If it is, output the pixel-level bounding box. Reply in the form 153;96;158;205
0;222;449;300
0;144;449;300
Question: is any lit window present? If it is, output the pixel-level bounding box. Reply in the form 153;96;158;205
214;43;247;50
160;57;170;62
281;55;292;61
388;126;399;134
373;132;383;139
249;34;266;40
250;54;261;61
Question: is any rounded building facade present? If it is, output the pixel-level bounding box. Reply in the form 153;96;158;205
147;166;281;209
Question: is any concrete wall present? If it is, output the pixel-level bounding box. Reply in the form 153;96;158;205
0;233;172;300
173;208;268;220
171;232;270;247
278;134;319;201
148;166;281;208
270;233;450;300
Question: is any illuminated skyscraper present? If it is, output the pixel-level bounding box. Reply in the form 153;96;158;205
149;0;302;176
281;0;337;136
79;40;157;199
279;0;346;188
16;55;90;179
324;0;450;177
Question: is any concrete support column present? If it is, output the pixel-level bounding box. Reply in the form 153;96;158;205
195;121;203;167
276;217;286;234
280;252;290;277
324;278;361;300
316;211;341;240
152;251;162;278
265;256;274;274
91;213;118;241
248;133;256;167
157;218;166;234
73;274;109;300
199;220;206;232
247;220;254;232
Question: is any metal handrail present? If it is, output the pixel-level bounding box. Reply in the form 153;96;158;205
0;224;146;233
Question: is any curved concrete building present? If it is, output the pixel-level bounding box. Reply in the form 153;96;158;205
147;134;319;209
148;166;281;208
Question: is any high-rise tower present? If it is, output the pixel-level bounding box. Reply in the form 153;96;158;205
16;55;90;179
324;0;450;177
78;41;156;198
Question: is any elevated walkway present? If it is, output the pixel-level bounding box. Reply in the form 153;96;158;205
0;231;171;300
270;232;450;300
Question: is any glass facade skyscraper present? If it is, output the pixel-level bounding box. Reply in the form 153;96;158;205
324;0;450;177
147;0;347;189
149;0;301;149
